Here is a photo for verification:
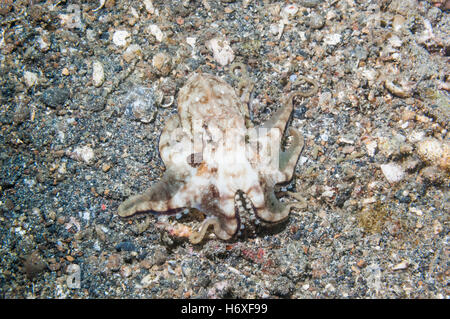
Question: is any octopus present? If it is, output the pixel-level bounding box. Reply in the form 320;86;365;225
118;66;318;243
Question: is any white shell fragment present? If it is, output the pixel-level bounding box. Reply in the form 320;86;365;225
24;71;38;87
149;24;164;42
59;5;84;29
392;261;409;271
363;138;377;157
280;4;298;18
186;37;196;48
416;138;450;170
112;30;130;47
206;38;235;66
323;33;342;46
380;163;405;183
72;146;95;164
92;0;106;12
143;0;155;14
92;61;105;87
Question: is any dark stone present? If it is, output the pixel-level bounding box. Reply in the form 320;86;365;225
115;241;136;252
41;87;70;109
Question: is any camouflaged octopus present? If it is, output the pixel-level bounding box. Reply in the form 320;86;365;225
118;67;318;243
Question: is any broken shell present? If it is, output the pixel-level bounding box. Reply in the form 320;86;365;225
152;52;172;76
24;71;38;87
416;138;450;170
380;163;405;183
206;38;235;66
392;261;409;271
149;24;164;42
160;96;174;108
392;15;406;32
385;79;414;98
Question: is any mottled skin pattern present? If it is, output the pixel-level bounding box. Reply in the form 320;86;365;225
118;72;317;243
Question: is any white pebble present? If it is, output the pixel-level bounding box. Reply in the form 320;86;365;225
281;4;298;18
143;0;155;14
92;60;104;87
389;35;403;48
392;261;409;271
149;24;164;42
363;139;377;157
186;37;196;48
407;130;426;143
323;33;341;46
123;44;142;62
380;163;405;183
24;71;38;87
112;30;130;47
269;24;280;35
59;4;84;29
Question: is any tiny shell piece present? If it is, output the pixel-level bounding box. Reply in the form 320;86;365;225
206;38;235;66
149;24;164;42
24;71;38;87
380;163;405;183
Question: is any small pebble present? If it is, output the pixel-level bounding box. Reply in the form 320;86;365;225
385;79;413;98
123;44;142;63
392;261;409;271
432;220;443;235
300;0;322;8
308;12;325;29
149;24;164;42
92;61;105;87
323;33;341;46
112;30;130;47
24;251;47;279
101;163;111;172
120;265;132;278
420;166;444;185
417;138;449;170
152;52;172;75
392;15;406;32
380;163;405;183
72;146;95;164
356;260;366;268
41;87;70;109
106;253;121;271
115;241;136;252
24;71;38;87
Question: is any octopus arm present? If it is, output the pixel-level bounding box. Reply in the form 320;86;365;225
255;181;291;223
189;214;238;244
258;92;295;133
279;127;304;181
118;169;187;217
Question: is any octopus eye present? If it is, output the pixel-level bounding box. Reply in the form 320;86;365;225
199;96;208;103
187;152;202;167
